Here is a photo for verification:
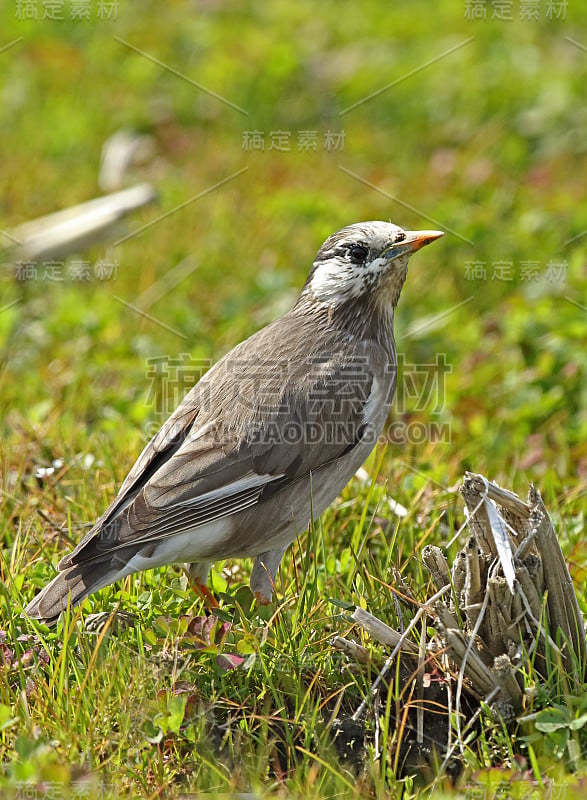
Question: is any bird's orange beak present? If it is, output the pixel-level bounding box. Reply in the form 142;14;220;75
403;230;445;252
381;229;444;261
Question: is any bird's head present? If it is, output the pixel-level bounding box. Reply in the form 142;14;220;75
299;221;443;312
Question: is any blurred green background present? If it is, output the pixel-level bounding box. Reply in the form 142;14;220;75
1;0;585;499
1;1;587;794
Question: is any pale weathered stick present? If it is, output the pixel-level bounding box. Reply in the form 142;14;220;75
515;563;543;622
417;622;427;744
442;627;498;697
464;472;530;519
331;636;371;665
464;537;483;605
351;607;419;656
484;576;513;654
451;551;468;602
435;603;492;668
461;475;497;555
530;486;586;671
491;654;523;712
422;545;450;590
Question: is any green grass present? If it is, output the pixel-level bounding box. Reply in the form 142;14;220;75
1;1;586;797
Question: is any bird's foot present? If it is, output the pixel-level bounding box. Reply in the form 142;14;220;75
254;590;273;606
191;581;219;609
250;547;285;607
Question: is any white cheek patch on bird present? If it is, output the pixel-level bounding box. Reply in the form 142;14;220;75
309;258;386;305
307;258;349;301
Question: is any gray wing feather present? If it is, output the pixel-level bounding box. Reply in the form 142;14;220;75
60;314;386;569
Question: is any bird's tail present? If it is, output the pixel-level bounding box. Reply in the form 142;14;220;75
24;561;122;625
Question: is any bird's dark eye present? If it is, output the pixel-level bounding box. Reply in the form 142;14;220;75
395;231;406;242
348;244;368;263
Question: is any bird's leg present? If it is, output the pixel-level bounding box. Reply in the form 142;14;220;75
250;547;286;604
183;561;218;608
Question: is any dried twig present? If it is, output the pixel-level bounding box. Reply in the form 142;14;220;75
351;608;419;656
331;636;370;665
530;486;586;673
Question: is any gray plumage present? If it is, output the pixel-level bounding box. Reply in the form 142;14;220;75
25;221;443;623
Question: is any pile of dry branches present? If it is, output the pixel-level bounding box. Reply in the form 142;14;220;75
333;472;586;762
